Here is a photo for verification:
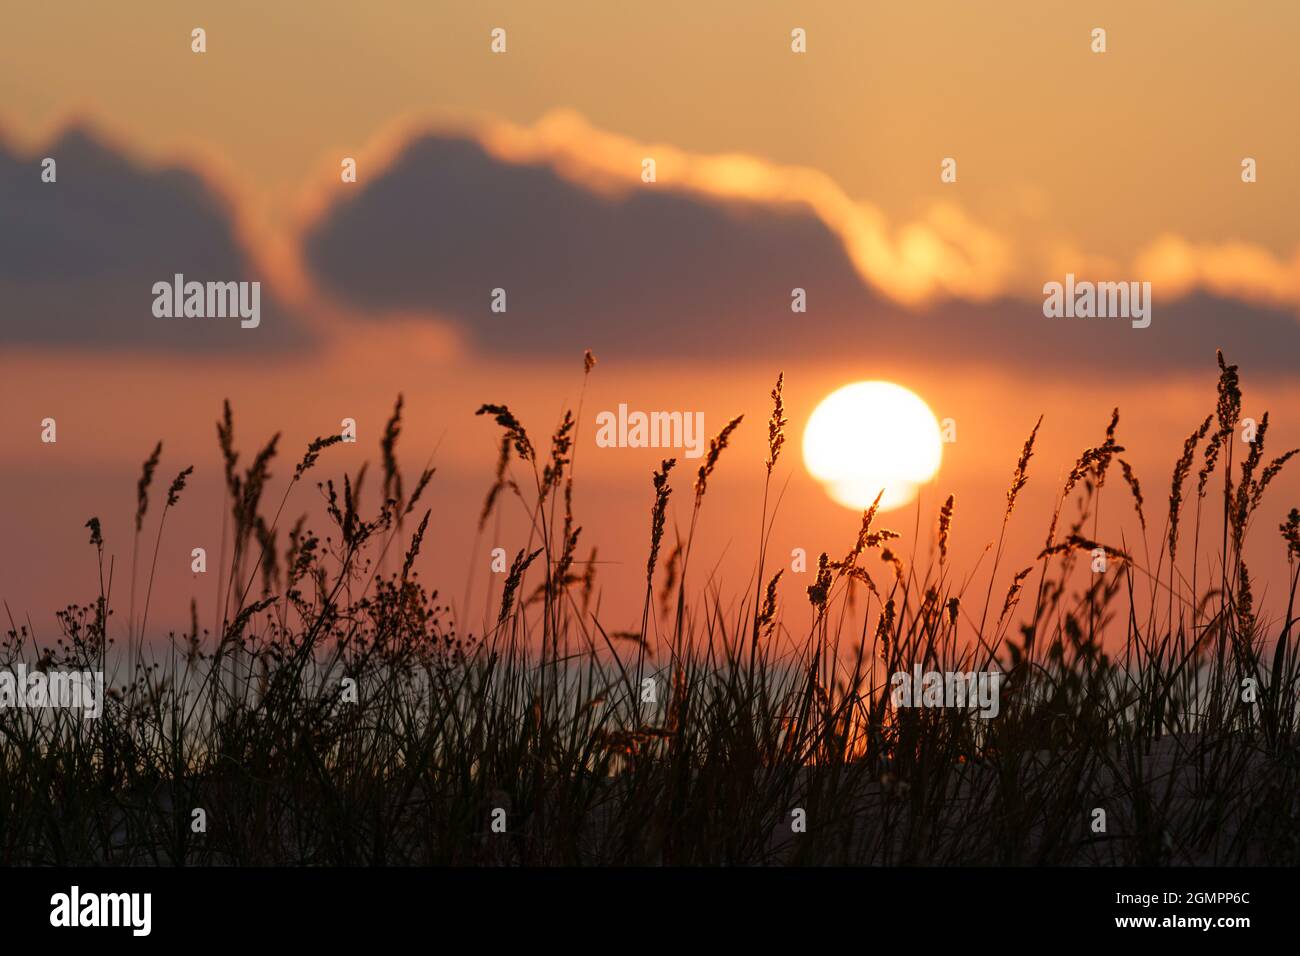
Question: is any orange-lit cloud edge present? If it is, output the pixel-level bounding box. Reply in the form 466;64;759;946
8;107;1300;349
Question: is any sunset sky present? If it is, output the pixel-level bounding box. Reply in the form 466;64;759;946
2;1;1298;641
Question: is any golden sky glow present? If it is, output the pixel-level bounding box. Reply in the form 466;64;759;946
2;1;1298;634
5;1;1299;268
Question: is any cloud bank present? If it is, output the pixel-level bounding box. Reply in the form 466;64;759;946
300;112;1300;375
0;127;309;352
5;112;1297;377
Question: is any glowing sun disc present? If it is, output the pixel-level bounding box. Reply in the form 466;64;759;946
803;381;943;511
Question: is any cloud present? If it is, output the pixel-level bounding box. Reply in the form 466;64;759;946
301;112;1014;317
5;112;1295;377
2;108;1297;378
300;112;1300;376
0;126;311;352
1135;234;1300;309
303;131;883;357
470;111;1015;305
910;291;1300;378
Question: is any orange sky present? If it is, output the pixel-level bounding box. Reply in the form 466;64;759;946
6;1;1300;257
1;2;1298;642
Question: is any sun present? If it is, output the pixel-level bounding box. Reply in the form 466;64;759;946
803;381;943;512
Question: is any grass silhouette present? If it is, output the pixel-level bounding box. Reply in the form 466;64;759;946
2;350;1297;865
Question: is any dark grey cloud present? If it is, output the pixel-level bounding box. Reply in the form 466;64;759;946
927;291;1300;379
0;127;311;351
301;131;1300;378
303;136;875;354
